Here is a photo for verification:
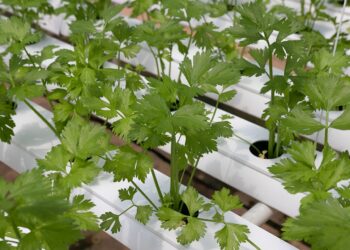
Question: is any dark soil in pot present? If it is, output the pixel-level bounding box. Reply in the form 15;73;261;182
249;140;283;159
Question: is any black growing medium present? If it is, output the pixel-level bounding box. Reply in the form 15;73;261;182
249;140;283;159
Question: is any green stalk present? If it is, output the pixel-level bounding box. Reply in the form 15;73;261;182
274;128;282;158
131;180;157;210
247;239;262;250
117;50;121;87
170;134;180;210
301;0;305;16
118;204;135;216
148;45;161;78
157;50;165;76
151;168;164;203
234;134;263;156
10;218;21;240
177;22;193;82
23;47;55;110
186;97;220;187
23;99;60;139
324;110;329;147
266;42;276;159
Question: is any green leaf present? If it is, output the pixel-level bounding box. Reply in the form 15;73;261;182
281;105;324;135
67;195;99;231
104;146;153;183
0;17;31;41
212;188;242;213
80;68;95;85
282;199;350;250
269;141;318;193
60;161;100;190
61;117;110;160
0;86;15;143
215;223;250;250
172;103;209;133
330;108;350;130
100;212;122;233
219;90;237;103
181;51;212;86
181;187;205;216
177;217;206;245
270;141;350;194
135;205;153;225
157;207;185;230
37;145;71;172
119;186;137;201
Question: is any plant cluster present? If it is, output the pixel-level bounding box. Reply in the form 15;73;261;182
0;0;349;249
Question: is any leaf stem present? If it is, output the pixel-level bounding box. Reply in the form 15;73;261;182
23;47;55;110
23;99;60;139
131;180;157;210
150;168;164;203
10;218;21;240
234;133;262;156
170;134;180;209
148;45;161;78
247;238;261;250
119;204;135;216
324;110;329;147
177;22;193;82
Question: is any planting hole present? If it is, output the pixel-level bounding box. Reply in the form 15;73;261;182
249;140;283;159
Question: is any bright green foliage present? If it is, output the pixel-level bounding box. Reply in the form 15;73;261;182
181;187;206;216
61;117;110;160
157;207;186;230
157;187;251;249
177;217;206;245
67;195;99;231
0;17;41;53
212;188;242;213
181;51;240;90
135;205;153;225
281;105;324;135
38;118;110;192
0;85;16;143
134;20;187;51
104;145;153;183
231;0;306;158
215;224;249;250
283;199;350;250
270;141;350;194
1;0;53;23
119;186;137;201
0;169;91;249
100;212;122;233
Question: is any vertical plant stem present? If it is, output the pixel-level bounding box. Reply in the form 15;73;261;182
301;0;305;16
117;50;121;87
157;50;165;76
131;180;157;210
267;43;276;158
170;134;180;209
177;23;193;82
324;110;329;147
247;239;261;250
185;98;220;187
23;47;55;109
168;46;173;77
23;99;60;139
275;127;282;158
148;45;161;78
151;168;164;203
10;219;21;240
